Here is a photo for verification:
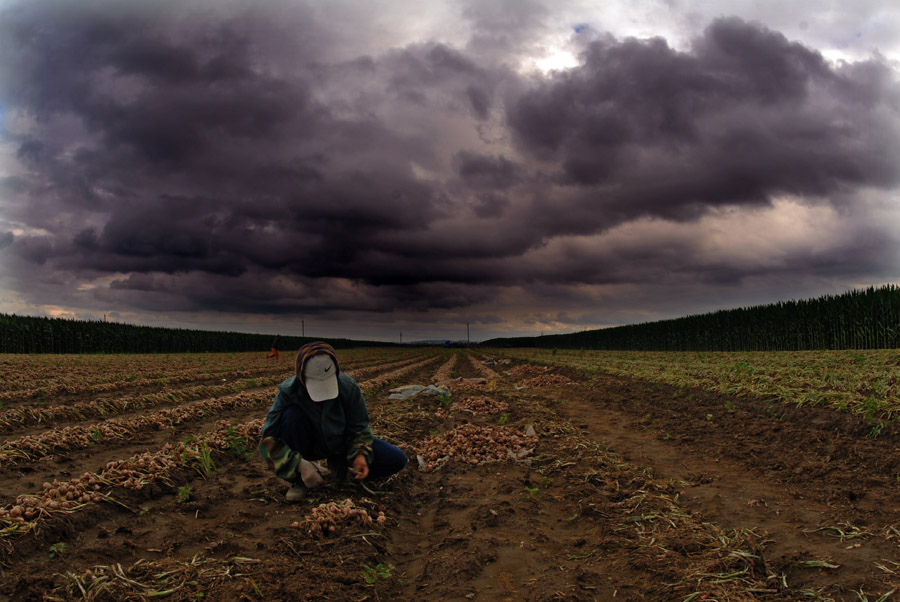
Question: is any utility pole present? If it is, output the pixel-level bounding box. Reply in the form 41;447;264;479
466;323;469;345
301;320;305;337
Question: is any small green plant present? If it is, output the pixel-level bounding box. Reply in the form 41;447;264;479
197;442;216;477
225;425;250;460
89;426;103;444
496;412;510;424
176;486;193;504
182;436;217;478
523;486;543;500
249;578;263;598
732;361;753;378
181;439;193;465
449;369;459;379
539;476;552;489
705;413;713;421
724;400;736;411
361;563;396;584
138;506;150;516
861;396;885;420
663;433;672;441
49;542;68;559
867;422;885;439
437;394;451;407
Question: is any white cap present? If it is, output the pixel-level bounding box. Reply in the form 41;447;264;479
303;354;339;401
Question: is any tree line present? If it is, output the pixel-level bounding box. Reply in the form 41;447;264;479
0;314;394;354
482;284;900;351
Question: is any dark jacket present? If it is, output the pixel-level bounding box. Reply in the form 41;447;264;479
258;373;374;482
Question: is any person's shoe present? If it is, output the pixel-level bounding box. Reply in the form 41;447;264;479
285;482;308;502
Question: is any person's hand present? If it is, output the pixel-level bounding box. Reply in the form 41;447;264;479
351;454;369;480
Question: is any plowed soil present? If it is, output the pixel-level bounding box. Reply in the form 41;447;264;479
1;350;899;601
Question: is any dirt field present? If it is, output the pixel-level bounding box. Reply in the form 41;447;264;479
1;349;899;601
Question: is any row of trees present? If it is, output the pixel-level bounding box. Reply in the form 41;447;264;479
0;314;393;354
484;285;900;351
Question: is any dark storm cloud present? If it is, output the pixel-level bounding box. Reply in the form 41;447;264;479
378;41;499;122
454;151;522;189
508;17;900;237
1;1;898;325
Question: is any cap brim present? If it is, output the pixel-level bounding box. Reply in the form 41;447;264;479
306;374;338;402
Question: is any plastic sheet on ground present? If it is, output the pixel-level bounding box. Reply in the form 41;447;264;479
388;384;451;399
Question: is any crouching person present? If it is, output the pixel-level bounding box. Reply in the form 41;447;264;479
258;342;408;502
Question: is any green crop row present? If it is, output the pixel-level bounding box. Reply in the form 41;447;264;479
500;348;900;422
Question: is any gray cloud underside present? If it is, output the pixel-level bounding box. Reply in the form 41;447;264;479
1;1;898;318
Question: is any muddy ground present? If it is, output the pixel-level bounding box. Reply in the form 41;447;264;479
1;350;899;601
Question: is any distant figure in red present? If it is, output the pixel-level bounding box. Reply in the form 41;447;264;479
266;335;281;360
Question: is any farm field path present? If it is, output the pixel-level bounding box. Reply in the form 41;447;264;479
379;354;641;601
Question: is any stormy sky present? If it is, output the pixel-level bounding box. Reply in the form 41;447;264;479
1;0;898;342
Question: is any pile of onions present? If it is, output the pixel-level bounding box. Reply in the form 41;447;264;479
505;364;549;378
451;395;509;416
0;419;265;533
0;377;279;431
0;393;270;465
291;498;386;538
416;424;537;471
0;472;105;526
519;374;576;387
